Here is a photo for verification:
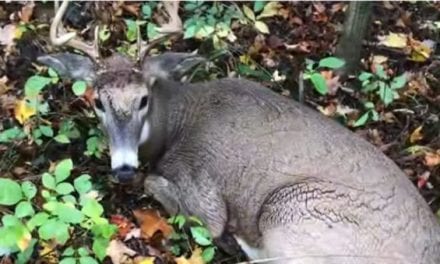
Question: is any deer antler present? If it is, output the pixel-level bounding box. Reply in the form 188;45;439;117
50;0;100;61
138;0;182;60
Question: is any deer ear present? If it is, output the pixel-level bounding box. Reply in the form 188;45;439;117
141;51;206;84
37;52;97;84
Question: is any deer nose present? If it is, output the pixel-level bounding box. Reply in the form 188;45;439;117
112;165;136;183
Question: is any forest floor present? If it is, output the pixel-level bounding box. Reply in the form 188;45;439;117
0;1;439;264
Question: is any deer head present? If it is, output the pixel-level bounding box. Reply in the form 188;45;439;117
38;0;205;183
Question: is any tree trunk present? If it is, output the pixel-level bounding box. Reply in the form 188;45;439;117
336;2;373;75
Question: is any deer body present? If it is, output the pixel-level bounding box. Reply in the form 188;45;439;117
139;77;440;264
38;2;440;261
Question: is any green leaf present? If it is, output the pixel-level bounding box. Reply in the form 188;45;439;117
184;24;197;39
55;203;84;224
60;257;76;264
15;201;34;218
375;64;388;80
48;68;58;78
379;84;394;106
16;238;37;264
0;178;23;206
242;5;255;21
38;219;70;243
80;256;98;264
27;212;49;231
146;22;159;40
142;4;152;18
364;101;375;109
54;134;71;144
0;127;25;143
81;198;104;219
254;21;269;34
168;214;186;229
125;19;138;42
24;75;52;97
91;224;117;239
390;73;407;90
310;72;328;95
358;71;373;82
202;246;216;263
353;111;370;127
39;125;54;137
253;0;265;12
62;195;77;204
74;174;92;194
72;81;87;96
42;173;56;190
21;181;37;200
318;57;345;69
77;247;89;257
55;159;73;183
92;237;109;261
62;246;75;256
190;226;213;246
56;183;75;195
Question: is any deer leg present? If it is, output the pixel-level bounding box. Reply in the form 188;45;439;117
144;174;182;216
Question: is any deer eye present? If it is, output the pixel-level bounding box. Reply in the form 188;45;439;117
94;99;104;112
139;95;148;110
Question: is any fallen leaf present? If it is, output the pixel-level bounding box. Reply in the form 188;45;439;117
19;2;34;23
111;214;136;239
175;247;204;264
409;126;423;143
134;256;156;264
133;209;173;239
0;24;17;47
372;55;388;65
409;38;433;62
313;2;326;13
424;151;440;167
106;239;137;264
38;241;59;263
14;99;37;124
320;70;341;95
417;171;430;189
378;32;408;49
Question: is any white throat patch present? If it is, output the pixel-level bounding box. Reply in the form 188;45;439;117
140;121;151;144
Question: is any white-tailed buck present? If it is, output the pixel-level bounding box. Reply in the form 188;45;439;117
38;1;440;263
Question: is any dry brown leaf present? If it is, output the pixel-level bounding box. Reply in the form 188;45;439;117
111;214;136;239
424;151;440;167
409;38;433;62
133;209;173;239
19;2;34;23
320;70;341;95
417;171;430;189
38;241;59;264
0;24;17;47
106;239;137;264
14;99;37;124
134;256;156;264
409;126;423;143
175;247;205;264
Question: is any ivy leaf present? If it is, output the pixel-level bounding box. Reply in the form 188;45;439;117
79;257;98;264
142;4;152;19
54;134;71;144
310;72;328;95
56;183;75;195
38;219;70;243
253;0;265;12
92;237;109;261
39;125;54;137
254;21;269;34
74;174;92;194
0;178;23;205
318;57;345;69
15;201;35;218
77;247;89;257
55;203;84;224
55;159;73;183
242;5;255;21
59;257;76;264
24;75;52;97
125;19;137;42
62;247;75;257
353;111;370;127
190;226;213;246
81;198;104;219
390;74;407;90
379;84;394;106
72;81;87;96
202;246;216;263
21;181;37;200
27;212;49;231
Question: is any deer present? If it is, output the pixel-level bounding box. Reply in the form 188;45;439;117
37;1;440;263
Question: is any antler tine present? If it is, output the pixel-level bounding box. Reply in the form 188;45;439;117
50;0;100;61
139;0;182;60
